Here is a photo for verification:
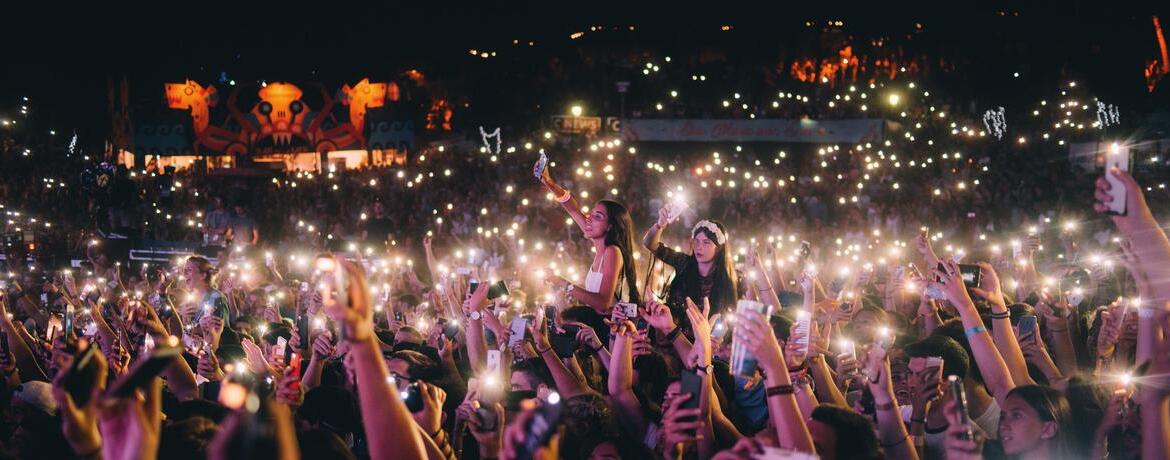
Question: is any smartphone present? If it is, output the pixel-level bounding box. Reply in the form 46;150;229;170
1104;142;1130;215
316;254;349;310
533;152;549;180
0;331;8;356
950;375;973;440
544;306;557;332
63;344;100;407
402;382;424;413
508;317;530;347
550;324;581;358
798;241;812;261
64;304;75;341
442;322;460;341
665;201;688;222
483;280;510;300
486;350;502;377
394;310;405;323
1017;315;1038;343
731;300;773;376
297;314;311;354
616;302;638;318
285;352;302;392
711;316;729;342
515;396;565;460
106;345;183;398
793;310;811;356
274;337;288;363
958;264;982;289
677;370;703;435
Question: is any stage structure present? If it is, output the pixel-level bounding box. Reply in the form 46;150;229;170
129;78;416;171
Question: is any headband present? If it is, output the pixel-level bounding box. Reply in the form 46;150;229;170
692;220;727;245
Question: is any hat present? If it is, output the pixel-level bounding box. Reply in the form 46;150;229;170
14;381;57;416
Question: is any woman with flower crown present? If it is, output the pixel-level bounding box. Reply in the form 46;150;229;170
642;204;742;322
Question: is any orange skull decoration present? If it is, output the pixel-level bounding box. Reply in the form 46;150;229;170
164;80;217;134
253;82;308;145
339;78;387;134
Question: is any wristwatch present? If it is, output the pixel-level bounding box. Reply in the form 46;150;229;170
692;363;713;375
565;284;575;294
468;311;482;321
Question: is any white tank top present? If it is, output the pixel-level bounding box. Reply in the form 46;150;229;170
585;270;603;293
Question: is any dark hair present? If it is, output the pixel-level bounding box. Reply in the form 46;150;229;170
903;335;970;381
1005;385;1075;458
1063;376;1106;455
932;318;984;384
692;220;738;311
810;404;883;460
770;313;795;342
598;200;641;305
299;385;361;435
512;358;554;388
562;393;620;459
158;417;219;460
298;428;356;460
389;350;439;381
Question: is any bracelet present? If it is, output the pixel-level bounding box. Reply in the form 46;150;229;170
554;190;571;203
964;325;987;337
989;311;1010;320
880;435;909;448
665;325;683;342
765;384;795;396
536;344;552;355
873;401;896;411
924;423;950;434
910;417;927;424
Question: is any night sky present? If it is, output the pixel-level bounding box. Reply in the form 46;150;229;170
1;0;1164;143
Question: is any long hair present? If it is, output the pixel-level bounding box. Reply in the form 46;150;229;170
1006;385;1075;458
692;220;738;309
598;200;640;304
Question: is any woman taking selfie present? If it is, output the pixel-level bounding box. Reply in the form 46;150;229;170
538;165;640;314
643;204;741;318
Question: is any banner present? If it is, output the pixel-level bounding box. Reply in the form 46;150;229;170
552;116;602;134
621;118;884;143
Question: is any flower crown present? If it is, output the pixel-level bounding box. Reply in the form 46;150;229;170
692;220;727;245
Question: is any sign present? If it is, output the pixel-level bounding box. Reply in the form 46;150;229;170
606;117;622;133
621;119;884;143
552;116;602;134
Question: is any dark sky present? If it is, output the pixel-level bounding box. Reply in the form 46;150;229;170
1;0;1165;138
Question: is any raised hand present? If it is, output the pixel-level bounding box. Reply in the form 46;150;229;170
942;399;985;460
410;381;447;435
1094;167;1153;233
320;260;374;343
643;298;677;333
659;392;704;460
969;262;1006;309
51;346;108;456
734;309;786;374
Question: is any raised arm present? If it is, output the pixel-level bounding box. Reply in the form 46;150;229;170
933;261;1016;406
529;311;591;398
736;309;815;453
866;346;919;460
607;321;649;439
539;167;588;234
1094;168;1170;304
970;262;1036;388
643;206;673;251
322;261;426;460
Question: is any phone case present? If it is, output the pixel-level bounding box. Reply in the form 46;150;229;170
533;152;549;180
1104;143;1129;215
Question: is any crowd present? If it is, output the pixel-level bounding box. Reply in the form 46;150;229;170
2;21;1170;460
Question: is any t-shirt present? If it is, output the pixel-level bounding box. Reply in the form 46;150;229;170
204;210;230;245
193;290;232;324
365;216;394;245
229;214;258;246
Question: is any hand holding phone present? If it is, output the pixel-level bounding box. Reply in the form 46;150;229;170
1103;142;1130;215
